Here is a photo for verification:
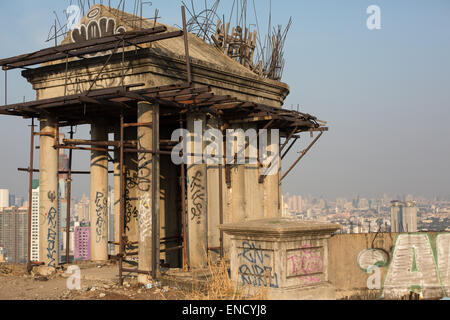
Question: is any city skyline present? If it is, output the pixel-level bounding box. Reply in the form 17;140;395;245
0;0;449;199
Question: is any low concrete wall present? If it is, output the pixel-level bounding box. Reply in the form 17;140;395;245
328;232;449;299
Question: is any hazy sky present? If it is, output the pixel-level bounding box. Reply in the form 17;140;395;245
0;0;449;200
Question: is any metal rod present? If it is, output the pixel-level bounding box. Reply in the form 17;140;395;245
161;245;183;253
280;126;298;153
281;137;298;160
17;168;114;174
4;70;7;105
122;121;153;128
123;148;172;155
55;145;114;153
218;121;224;259
119;112;125;285
181;6;192;84
179;116;188;271
64;54;69;98
26;118;35;272
121;268;152;276
281;132;324;182
151;103;159;279
54;20;57;47
63;138;135;147
65;126;74;265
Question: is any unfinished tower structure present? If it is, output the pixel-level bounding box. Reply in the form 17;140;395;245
0;4;328;284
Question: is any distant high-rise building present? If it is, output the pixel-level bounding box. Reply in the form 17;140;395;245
403;201;418;232
0;189;9;208
0;207;28;263
15;196;24;207
76;194;90;222
292;196;297;212
31;180;39;262
391;201;417;232
74;226;90;261
297;196;303;212
8;194;15;208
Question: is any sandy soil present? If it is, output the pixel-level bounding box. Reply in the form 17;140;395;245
0;263;187;300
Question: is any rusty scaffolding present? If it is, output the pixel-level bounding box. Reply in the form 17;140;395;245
0;5;327;284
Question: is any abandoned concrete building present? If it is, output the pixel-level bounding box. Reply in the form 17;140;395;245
0;4;341;298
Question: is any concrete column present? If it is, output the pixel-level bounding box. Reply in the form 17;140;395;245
39;117;59;268
187;113;208;269
90;121;109;262
137;101;159;284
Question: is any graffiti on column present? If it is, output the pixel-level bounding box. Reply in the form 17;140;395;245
287;244;323;284
189;170;205;225
138;193;152;242
46;205;57;268
237;241;279;288
137;134;151;192
94;191;107;243
124;168;138;232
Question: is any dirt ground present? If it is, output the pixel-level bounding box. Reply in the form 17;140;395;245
0;263;189;300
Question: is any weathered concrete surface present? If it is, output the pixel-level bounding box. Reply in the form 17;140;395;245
220;218;341;300
328;232;450;300
90;120;109;261
39;117;59;268
137;101;159;284
187;113;208;268
23;4;289;111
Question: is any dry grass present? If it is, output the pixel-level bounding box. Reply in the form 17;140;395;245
182;256;269;300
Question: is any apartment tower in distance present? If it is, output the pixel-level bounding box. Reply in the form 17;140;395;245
391;200;418;232
31;180;39;262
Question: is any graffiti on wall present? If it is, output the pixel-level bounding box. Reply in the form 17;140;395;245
94;191;107;244
124;168;138;233
287;244;323;285
237;241;279;288
61;7;132;95
71;8;126;46
137;133;152;193
46;206;58;268
138;193;152;242
189;170;206;225
357;233;450;299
